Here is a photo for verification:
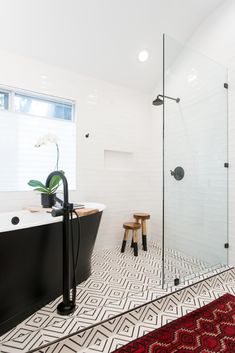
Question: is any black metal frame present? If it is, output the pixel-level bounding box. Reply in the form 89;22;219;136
162;34;165;289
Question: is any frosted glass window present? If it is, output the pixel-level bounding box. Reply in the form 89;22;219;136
14;94;73;120
0;87;76;191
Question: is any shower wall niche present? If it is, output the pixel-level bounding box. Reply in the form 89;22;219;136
162;35;228;287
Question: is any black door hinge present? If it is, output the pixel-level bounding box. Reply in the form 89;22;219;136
224;83;228;89
224;243;229;249
224;162;229;168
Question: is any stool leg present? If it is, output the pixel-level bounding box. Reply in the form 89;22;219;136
121;229;129;253
132;218;140;248
131;237;134;248
142;220;147;251
133;230;138;256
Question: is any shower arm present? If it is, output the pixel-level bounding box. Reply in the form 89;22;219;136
158;94;180;103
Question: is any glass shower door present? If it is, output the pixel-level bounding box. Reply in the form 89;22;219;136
163;35;228;287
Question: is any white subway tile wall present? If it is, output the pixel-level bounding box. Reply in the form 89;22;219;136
0;50;160;251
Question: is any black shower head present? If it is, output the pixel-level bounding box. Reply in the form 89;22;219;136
152;94;180;106
152;95;163;106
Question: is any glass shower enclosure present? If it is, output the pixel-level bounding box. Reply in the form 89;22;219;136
162;34;228;288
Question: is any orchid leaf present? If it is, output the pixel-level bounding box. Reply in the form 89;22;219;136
51;182;61;192
49;175;61;190
28;171;65;195
34;187;50;194
28;180;46;188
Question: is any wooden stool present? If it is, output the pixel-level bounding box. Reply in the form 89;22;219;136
133;213;150;251
121;222;141;256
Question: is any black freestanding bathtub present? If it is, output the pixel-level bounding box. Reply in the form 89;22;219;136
0;203;105;335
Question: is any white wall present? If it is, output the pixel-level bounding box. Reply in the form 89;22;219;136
0;50;160;249
1;0;235;265
186;0;235;266
151;0;235;266
182;0;235;265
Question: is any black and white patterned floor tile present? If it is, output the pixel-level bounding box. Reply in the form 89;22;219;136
0;242;230;353
33;267;235;353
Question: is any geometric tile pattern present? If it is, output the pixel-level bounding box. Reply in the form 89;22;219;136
0;242;230;353
109;293;235;353
35;267;235;353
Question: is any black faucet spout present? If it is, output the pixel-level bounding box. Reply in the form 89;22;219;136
46;171;68;206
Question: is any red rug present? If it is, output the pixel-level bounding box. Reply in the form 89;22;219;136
113;293;235;353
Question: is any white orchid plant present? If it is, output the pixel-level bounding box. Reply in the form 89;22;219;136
34;133;60;170
28;133;63;195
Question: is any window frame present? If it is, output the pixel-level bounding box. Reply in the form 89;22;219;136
0;89;10;111
0;85;75;122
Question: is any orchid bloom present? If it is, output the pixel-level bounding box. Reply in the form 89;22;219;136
35;133;60;170
35;133;59;147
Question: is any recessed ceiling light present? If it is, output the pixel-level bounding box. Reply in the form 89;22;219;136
138;50;149;62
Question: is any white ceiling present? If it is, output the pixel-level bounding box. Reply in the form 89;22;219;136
0;0;224;93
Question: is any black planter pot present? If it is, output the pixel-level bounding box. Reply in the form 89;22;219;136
41;193;56;208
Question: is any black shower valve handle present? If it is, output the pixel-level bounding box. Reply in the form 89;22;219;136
65;202;74;212
51;207;64;217
170;166;185;181
51;202;74;218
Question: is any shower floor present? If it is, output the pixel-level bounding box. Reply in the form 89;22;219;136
0;241;228;353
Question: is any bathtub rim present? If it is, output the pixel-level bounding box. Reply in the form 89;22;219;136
0;202;106;232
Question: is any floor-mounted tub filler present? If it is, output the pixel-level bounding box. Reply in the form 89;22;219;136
0;201;105;335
